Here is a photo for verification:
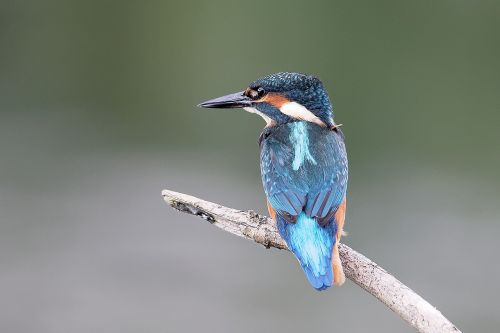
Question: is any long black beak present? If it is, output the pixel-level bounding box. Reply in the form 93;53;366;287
198;91;252;108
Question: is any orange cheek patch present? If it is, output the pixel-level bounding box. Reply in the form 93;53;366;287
259;93;290;108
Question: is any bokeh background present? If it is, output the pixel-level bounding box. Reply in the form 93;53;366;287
1;1;499;332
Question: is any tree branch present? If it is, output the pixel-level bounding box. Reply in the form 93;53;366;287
162;189;460;333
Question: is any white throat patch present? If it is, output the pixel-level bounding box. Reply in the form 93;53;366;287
280;102;326;127
243;107;274;126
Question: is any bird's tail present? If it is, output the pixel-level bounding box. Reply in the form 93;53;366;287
277;212;336;291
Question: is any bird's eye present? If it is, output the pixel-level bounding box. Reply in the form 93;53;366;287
245;87;266;100
257;87;265;97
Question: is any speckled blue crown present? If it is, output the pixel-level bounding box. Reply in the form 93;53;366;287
250;72;334;126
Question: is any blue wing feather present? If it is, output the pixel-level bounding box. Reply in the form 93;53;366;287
260;122;348;290
261;122;347;222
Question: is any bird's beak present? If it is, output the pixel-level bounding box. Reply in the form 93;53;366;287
198;91;252;109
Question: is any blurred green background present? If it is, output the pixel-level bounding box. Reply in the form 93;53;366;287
1;1;499;332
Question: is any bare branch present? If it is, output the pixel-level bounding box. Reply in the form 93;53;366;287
162;189;460;333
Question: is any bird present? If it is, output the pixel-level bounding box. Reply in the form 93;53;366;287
198;72;348;291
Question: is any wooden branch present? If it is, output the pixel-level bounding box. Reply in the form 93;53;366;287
162;189;460;333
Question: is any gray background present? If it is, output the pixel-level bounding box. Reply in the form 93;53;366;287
1;1;499;332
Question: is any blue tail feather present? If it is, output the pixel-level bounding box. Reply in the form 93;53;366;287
277;212;337;291
302;263;333;290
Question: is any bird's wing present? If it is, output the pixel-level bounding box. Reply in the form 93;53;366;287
260;138;306;221
260;126;348;225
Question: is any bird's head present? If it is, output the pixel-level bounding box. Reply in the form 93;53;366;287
199;72;335;128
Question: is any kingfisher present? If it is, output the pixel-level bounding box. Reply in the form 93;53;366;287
199;72;348;291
